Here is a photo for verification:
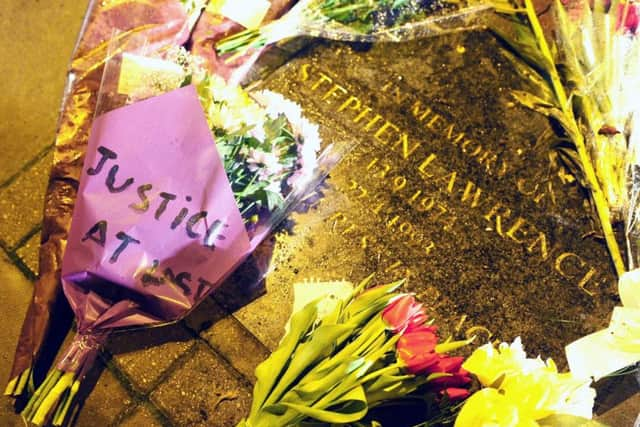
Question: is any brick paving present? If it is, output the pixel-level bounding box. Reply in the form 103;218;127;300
1;1;638;427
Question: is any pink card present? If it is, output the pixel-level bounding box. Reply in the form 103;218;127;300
62;85;250;324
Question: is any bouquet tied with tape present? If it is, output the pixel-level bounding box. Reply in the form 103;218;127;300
16;43;341;426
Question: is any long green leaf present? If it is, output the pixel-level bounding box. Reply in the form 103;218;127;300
250;301;318;417
279;385;369;423
264;323;354;407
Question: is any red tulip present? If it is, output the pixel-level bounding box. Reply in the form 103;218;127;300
386;295;472;400
382;294;426;333
432;355;464;374
617;3;639;34
396;325;440;374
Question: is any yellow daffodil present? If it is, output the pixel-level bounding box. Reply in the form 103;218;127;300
462;337;544;387
459;338;596;426
455;388;537;427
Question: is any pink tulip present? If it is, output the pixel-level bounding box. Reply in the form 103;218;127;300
617;3;639;34
382;294;427;333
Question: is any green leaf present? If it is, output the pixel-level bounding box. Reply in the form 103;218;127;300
434;336;475;354
344;280;404;322
491;19;552;77
249;302;318;417
511;90;579;140
264;323;354;407
278;385;368;424
289;358;365;402
265;190;284;211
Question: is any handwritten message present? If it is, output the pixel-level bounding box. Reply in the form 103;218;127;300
62;86;250;312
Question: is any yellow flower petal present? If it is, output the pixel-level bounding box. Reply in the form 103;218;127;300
455;388;538;427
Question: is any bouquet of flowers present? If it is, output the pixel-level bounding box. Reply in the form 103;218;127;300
11;39;337;425
456;338;601;426
487;0;640;381
5;0;300;415
239;276;474;426
190;0;298;82
215;0;493;58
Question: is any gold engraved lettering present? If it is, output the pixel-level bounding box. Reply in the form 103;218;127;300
363;114;384;131
338;95;361;113
461;139;483;157
506;217;529;244
460;181;483;208
554;252;597;296
526;231;549;261
311;72;333;91
483;202;512;237
328;212;348;226
475;150;502;175
517;177;558;206
392;176;407;192
426;114;444;132
412;100;432;121
341;224;357;235
417;153;438;177
374;120;400;145
434;171;457;193
381;81;411;104
418;196;435;212
409;190;422;202
424;240;436;254
391;133;421;159
577;267;598;295
321;83;348;102
353;106;374;123
445;124;465;145
299;63;311;81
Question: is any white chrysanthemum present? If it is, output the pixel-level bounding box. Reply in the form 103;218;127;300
204;75;266;133
251;90;321;189
246;149;285;181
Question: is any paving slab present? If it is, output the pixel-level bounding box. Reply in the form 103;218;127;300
119;403;165;427
0;150;52;249
0;0;88;183
151;344;252;427
0;253;35;426
73;362;135;427
107;322;197;394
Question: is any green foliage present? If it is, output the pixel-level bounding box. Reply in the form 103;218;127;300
215;113;298;219
488;0;626;274
241;280;423;427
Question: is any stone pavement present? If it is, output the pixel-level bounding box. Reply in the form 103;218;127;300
0;1;638;427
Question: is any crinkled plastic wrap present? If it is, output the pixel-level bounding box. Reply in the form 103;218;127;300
8;0;198;396
6;0;298;403
216;0;493;57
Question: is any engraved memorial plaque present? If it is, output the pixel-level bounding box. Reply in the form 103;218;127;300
238;32;619;365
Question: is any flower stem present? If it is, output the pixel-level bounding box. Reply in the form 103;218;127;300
22;369;61;420
4;367;32;397
21;369;78;426
523;0;625;276
52;379;81;426
31;372;75;426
